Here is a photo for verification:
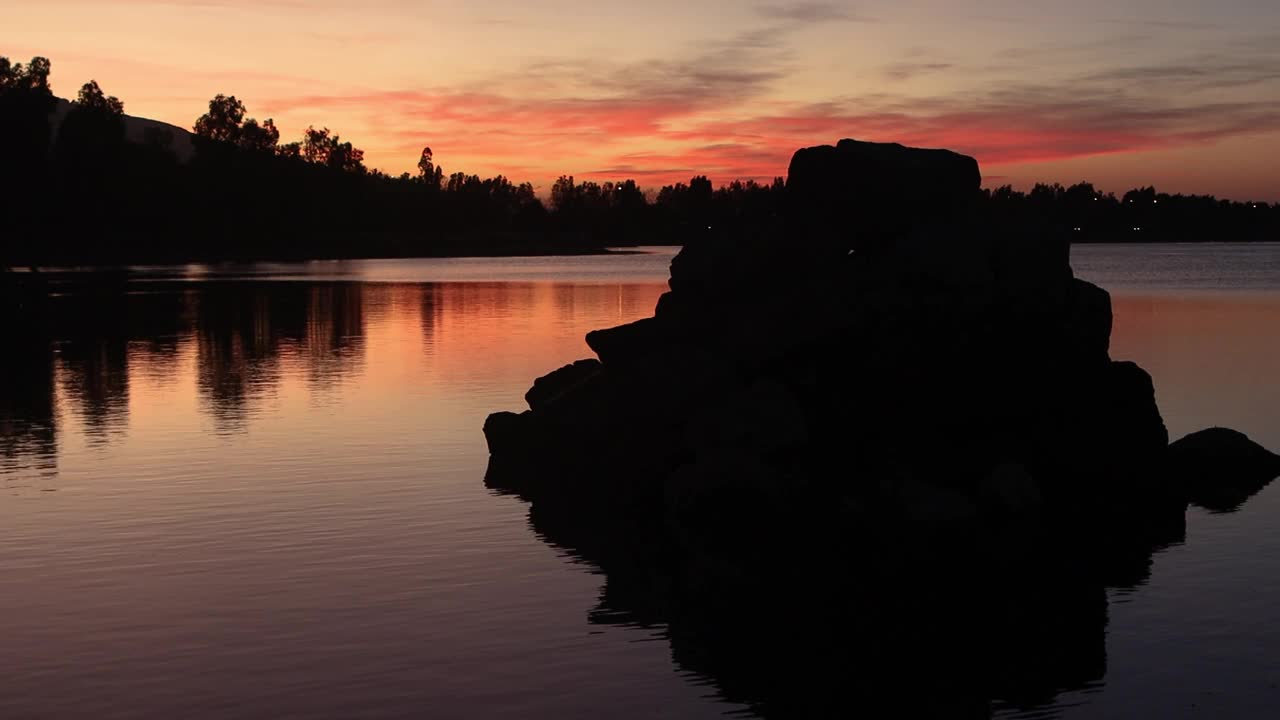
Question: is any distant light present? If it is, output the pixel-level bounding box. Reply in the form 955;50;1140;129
1153;200;1159;204
1133;227;1142;231
1074;227;1082;231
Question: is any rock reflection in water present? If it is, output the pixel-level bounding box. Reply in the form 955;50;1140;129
490;452;1217;717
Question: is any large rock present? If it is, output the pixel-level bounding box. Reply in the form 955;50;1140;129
1063;279;1113;364
684;379;809;456
980;462;1044;518
786;139;983;254
585;317;667;367
990;229;1074;317
525;359;602;412
482;137;1280;715
482;410;535;458
1169;428;1280;512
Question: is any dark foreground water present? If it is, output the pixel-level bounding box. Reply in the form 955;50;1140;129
2;244;1278;719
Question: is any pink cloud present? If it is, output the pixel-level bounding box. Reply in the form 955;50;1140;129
253;85;1280;194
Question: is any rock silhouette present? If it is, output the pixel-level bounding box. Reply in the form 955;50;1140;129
1170;427;1280;512
484;140;1280;716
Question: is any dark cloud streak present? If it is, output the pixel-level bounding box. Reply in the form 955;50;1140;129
883;62;955;81
1082;54;1280;90
754;2;869;24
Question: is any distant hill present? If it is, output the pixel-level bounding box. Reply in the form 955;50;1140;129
51;97;195;162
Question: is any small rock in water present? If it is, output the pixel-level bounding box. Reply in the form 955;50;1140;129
1169;427;1280;512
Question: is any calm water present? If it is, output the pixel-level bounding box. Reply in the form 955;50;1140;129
2;244;1279;719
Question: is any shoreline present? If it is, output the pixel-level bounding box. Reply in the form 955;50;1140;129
6;238;1278;273
2;244;664;273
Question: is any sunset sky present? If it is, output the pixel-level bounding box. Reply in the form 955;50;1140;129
5;0;1279;199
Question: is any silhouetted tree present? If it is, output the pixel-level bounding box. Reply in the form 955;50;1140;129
75;80;124;115
49;80;129;255
0;56;51;91
550;175;580;213
329;141;365;174
193;94;280;159
193;94;247;144
0;56;57;257
238;117;279;154
302;126;365;173
418;146;444;189
54;81;127;161
4;52;1275;267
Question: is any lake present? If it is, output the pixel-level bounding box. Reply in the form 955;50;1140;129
2;244;1279;719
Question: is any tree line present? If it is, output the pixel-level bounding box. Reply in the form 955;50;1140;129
2;55;1276;267
984;182;1277;243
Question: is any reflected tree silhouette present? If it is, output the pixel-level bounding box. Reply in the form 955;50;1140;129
419;284;442;356
191;282;368;432
194;287;287;434
54;287;133;443
0;277;376;444
302;284;367;389
0;327;58;483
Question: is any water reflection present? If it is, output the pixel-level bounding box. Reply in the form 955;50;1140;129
301;284;366;389
493;433;1190;717
1110;293;1280;446
189;283;367;431
1;279;667;486
2;257;1276;718
1;271;681;719
55;291;133;442
0;330;58;485
193;287;285;433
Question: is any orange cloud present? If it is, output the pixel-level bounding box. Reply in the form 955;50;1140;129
252;82;1280;196
10;2;1280;199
